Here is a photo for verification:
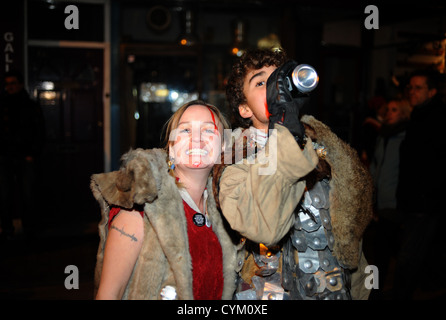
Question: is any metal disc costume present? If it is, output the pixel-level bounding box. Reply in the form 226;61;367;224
237;178;351;300
215;115;373;300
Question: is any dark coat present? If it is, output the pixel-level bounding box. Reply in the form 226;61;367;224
0;90;45;157
397;95;446;214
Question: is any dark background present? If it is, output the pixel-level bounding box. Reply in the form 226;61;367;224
0;0;445;300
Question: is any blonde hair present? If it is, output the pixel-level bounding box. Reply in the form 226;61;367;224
388;99;412;121
162;100;230;150
162;100;230;183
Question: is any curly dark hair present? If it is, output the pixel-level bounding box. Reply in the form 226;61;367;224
226;48;288;129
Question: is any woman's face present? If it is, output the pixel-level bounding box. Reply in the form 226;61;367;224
385;101;402;125
169;104;223;170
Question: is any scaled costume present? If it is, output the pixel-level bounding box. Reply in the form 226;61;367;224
215;116;373;300
91;148;244;299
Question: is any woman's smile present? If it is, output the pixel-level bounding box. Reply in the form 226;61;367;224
186;148;209;156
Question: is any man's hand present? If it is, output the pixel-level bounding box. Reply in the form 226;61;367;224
266;60;309;145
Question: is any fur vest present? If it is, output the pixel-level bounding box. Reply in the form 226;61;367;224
90;148;243;299
301;115;373;269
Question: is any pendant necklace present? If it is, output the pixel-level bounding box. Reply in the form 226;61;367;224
192;201;211;228
178;185;211;228
193;212;206;227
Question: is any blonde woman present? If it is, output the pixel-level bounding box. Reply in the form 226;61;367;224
91;100;242;300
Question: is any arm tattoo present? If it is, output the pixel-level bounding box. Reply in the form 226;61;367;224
111;225;138;242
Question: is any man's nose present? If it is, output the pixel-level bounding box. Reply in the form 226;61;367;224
408;86;416;94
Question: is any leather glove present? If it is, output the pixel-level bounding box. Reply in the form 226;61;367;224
266;60;309;147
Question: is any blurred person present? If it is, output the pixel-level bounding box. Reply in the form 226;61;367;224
393;69;446;299
0;70;45;241
360;96;387;167
368;98;411;297
90;100;244;300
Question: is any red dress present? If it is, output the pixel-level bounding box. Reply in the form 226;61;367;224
108;200;224;300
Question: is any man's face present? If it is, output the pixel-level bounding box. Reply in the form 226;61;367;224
4;76;23;95
408;76;436;107
238;65;277;132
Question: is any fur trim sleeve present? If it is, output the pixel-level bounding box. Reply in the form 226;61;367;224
90;148;167;209
301;115;373;269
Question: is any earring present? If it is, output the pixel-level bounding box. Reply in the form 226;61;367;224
167;157;175;170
